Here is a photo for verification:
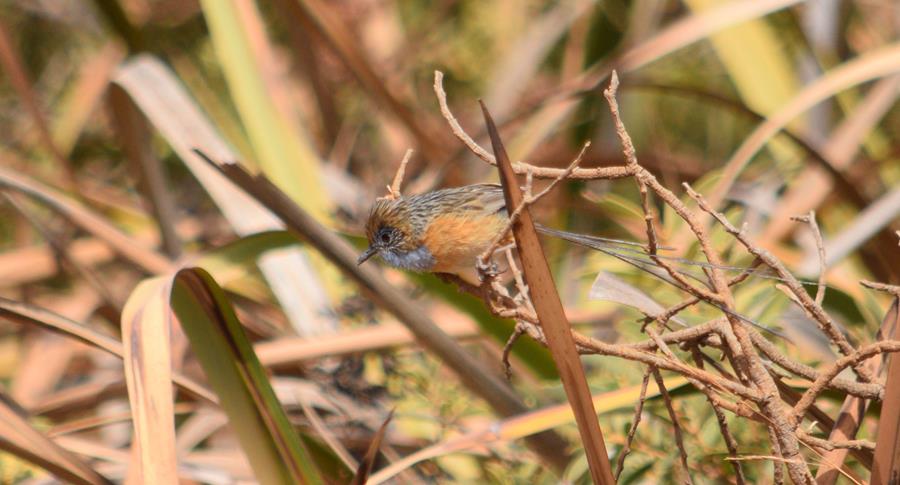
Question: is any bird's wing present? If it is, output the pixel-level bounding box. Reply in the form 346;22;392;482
469;183;506;214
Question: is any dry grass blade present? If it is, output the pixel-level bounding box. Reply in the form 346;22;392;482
29;376;125;418
480;101;614;484
369;377;688;484
6;283;99;409
0;296;217;404
108;85;182;258
49;403;196;438
0;17;76;184
121;277;178;484
0;237;114;287
761;74;900;246
815;296;897;483
0;165;172;274
195;148;571;471
351;409;394;485
113;54;335;336
297;399;358;471
0;392;112;485
816;356;890;476
701;41;900;219
813;398;873;484
870;296;900;485
256;319;476;366
0;297;123;356
279;0;445;161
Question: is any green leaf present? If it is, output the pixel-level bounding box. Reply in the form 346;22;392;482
683;0;801;165
198;0;329;220
196;230;302;300
412;273;558;380
171;267;338;485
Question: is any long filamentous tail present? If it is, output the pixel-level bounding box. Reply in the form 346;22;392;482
535;224;797;341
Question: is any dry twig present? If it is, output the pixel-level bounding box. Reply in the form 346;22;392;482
791;211;827;305
615;367;652;480
380;149;414;200
650;366;694;484
431;68;900;484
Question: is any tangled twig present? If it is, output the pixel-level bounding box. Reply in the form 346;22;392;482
431;69;898;484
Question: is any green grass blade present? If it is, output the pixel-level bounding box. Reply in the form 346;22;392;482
198;0;329;221
171;267;335;485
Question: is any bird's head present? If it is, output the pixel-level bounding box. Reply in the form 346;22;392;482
357;197;436;271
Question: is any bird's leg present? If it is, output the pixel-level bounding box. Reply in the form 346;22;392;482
501;323;527;380
476;252;505;279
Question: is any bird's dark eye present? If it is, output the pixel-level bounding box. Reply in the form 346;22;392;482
380;232;390;243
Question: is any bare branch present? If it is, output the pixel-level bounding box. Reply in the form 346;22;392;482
433;70;631;180
427;66;900;484
380;149;413;200
651;367;694;485
791;211;827;305
615;367;652;481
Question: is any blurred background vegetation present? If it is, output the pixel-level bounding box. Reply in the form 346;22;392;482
0;0;898;483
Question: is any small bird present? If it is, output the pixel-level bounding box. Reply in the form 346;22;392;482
357;183;655;283
357;183;795;339
357;183;509;282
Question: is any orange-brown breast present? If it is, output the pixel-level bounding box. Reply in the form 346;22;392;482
422;211;509;274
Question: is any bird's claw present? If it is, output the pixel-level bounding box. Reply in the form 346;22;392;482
477;260;503;278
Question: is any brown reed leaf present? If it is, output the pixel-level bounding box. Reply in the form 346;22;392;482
480;100;615;484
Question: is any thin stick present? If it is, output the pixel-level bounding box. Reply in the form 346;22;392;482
433;71;494;165
651;367;694;485
380;149;413;200
433;71;631;180
615;367;652;480
501;323;527;381
792;341;900;427
690;347;745;484
791;211;826;305
861;280;900;297
686;183;875;384
477;141;590;267
725;455;804;465
603;76;814;484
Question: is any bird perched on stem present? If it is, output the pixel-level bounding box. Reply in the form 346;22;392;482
357;183;509;283
356;183;761;286
358;183;797;340
357;183;650;283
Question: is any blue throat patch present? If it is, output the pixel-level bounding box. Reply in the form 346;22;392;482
380;246;436;272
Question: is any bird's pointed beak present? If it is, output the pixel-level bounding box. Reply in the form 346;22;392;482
357;246;378;266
